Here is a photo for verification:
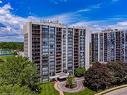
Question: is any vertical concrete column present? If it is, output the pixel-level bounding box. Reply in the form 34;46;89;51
85;28;90;70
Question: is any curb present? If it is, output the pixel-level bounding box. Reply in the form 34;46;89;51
95;84;127;95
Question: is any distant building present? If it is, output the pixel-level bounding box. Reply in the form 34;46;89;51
23;21;90;82
91;29;127;63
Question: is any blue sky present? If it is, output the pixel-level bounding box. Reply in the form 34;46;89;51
0;0;127;41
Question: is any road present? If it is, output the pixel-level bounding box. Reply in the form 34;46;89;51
104;87;127;95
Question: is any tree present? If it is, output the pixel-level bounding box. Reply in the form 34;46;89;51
74;67;86;77
0;56;39;91
0;84;35;95
11;51;17;55
84;62;111;91
0;42;23;51
66;75;76;88
107;61;127;85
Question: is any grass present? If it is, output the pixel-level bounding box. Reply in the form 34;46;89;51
0;56;14;61
38;82;95;95
64;88;96;95
39;82;59;95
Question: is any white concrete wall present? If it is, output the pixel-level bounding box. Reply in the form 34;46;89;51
85;28;90;69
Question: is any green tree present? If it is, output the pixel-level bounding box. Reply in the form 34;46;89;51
66;75;75;88
74;67;86;77
107;61;127;85
0;84;35;95
0;42;23;51
11;51;17;55
84;62;111;91
0;56;39;91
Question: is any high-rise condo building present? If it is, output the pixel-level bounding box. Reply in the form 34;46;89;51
91;29;127;63
24;21;90;82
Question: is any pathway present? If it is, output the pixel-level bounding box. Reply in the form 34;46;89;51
54;81;64;95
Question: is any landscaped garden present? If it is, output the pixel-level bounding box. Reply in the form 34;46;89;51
39;82;95;95
38;82;95;95
62;61;127;95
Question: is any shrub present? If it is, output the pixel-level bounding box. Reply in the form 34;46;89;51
66;75;76;88
74;67;86;77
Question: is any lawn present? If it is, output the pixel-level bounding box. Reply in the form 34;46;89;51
39;82;59;95
39;82;95;95
0;56;14;61
64;88;96;95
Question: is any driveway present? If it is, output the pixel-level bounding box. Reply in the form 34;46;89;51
56;77;85;93
104;87;127;95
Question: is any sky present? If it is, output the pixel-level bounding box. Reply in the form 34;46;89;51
0;0;127;42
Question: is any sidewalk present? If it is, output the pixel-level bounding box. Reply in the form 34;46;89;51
54;81;64;95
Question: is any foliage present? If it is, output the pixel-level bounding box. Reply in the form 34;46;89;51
11;51;17;55
39;82;59;95
74;67;86;77
84;62;111;91
0;58;4;63
107;61;127;85
0;84;35;95
64;88;95;95
0;56;14;62
66;75;76;88
0;42;23;51
0;56;39;92
84;61;127;92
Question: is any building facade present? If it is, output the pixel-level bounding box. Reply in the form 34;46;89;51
24;21;90;82
91;29;127;63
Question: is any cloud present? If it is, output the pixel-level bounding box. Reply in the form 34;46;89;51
44;3;102;24
107;21;127;30
70;20;108;32
0;3;88;42
0;3;127;42
0;4;27;42
117;21;127;26
0;0;2;4
49;0;68;4
70;18;127;32
76;3;101;13
0;2;70;40
44;13;80;24
0;3;82;42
